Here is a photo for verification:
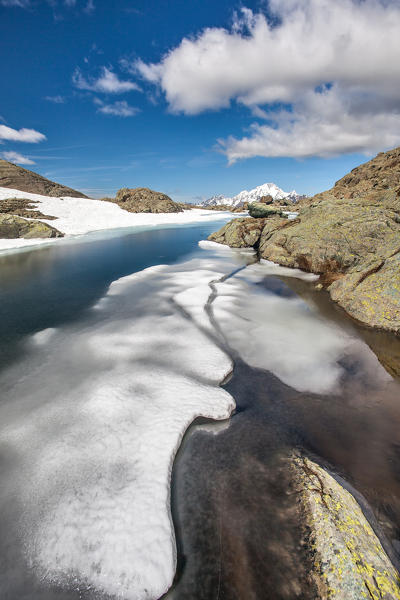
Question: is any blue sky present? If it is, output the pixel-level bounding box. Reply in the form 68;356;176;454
1;0;400;200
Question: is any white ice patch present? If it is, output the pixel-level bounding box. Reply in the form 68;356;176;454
0;187;232;253
212;262;388;394
199;239;256;255
0;256;240;600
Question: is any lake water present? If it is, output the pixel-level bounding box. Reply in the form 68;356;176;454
1;222;400;600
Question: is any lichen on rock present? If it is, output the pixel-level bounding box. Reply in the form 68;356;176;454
293;456;400;600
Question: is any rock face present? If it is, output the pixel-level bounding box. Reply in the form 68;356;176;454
0;214;63;238
208;217;271;248
208;147;400;333
293;456;400;600
111;188;183;213
0;159;87;198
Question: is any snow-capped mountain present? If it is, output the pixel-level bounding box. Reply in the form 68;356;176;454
202;183;301;207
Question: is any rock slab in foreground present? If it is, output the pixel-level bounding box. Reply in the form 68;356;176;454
293;456;400;600
111;187;183;213
0;159;88;198
0;214;63;239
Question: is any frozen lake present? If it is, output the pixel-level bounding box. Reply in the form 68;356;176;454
0;221;400;600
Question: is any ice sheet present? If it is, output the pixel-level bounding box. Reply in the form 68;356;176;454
212;262;390;394
0;257;237;600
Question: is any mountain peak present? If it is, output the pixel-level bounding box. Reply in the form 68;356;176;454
202;181;302;207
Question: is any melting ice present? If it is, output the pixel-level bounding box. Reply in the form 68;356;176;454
0;241;390;600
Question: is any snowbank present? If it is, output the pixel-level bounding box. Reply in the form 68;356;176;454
0;187;232;253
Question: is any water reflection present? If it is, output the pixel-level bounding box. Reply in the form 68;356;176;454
167;271;400;600
0;222;229;370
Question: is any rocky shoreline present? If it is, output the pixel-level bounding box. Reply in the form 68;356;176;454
209;147;400;334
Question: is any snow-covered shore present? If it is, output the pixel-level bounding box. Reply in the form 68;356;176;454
0;187;234;253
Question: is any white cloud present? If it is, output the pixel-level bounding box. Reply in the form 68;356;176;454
2;151;35;165
221;85;400;161
73;66;140;94
136;1;400;158
94;98;139;117
45;95;65;103
0;124;46;143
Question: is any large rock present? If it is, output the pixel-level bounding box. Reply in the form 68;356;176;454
0;159;87;198
248;202;285;218
208;146;400;333
293;456;400;600
112;187;183;213
0;214;63;239
208;216;291;249
208;217;271;248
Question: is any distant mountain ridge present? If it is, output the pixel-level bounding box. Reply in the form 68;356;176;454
0;159;88;198
202;182;303;207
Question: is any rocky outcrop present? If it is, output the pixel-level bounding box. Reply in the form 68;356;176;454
208;147;400;333
0;159;87;198
208;217;272;248
0;197;57;220
0;214;63;238
248;202;285;218
107;187;183;213
293;456;400;600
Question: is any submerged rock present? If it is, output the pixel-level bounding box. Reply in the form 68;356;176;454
0;214;63;238
110;187;183;213
293;456;400;600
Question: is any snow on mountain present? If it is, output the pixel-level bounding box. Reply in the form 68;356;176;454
202;183;302;207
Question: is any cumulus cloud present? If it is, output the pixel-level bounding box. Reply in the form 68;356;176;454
73;66;140;94
94;98;139;117
0;124;46;143
136;0;400;159
2;151;35;165
221;85;400;161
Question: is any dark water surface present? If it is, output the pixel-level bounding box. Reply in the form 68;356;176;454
166;275;400;600
0;222;225;370
1;223;400;600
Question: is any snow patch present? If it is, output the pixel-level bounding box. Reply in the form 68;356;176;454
0;187;232;253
